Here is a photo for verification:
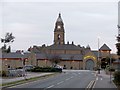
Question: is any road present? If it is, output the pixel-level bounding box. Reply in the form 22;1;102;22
5;70;97;89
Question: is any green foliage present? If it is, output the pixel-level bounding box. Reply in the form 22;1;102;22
30;66;62;72
1;32;15;53
0;71;7;77
105;57;116;64
105;65;115;72
116;43;120;55
6;46;11;53
114;71;120;85
1;32;15;43
109;68;115;72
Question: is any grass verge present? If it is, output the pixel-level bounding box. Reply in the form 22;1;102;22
1;73;60;88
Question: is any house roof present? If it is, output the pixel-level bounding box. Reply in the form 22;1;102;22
99;44;111;51
92;50;102;57
36;53;83;61
2;52;30;59
47;44;82;50
59;54;83;60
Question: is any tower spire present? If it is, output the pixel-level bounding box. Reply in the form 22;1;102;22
54;13;65;45
57;13;63;22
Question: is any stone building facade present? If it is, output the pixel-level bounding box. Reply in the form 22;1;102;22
28;13;116;70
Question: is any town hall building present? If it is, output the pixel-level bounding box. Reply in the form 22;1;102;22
27;13;114;70
1;13;118;72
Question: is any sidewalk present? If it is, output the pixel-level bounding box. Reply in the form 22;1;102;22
0;72;53;84
94;70;117;88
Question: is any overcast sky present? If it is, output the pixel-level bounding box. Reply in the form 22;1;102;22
0;0;119;53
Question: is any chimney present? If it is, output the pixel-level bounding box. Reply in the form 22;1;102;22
67;41;69;44
72;41;74;45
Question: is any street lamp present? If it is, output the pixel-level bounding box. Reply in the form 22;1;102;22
21;51;27;80
98;37;100;74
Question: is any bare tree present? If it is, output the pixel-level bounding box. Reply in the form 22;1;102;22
50;55;61;67
1;32;15;53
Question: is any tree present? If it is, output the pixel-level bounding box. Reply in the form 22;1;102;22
1;32;15;53
1;32;15;44
50;55;61;67
105;57;116;64
7;46;11;53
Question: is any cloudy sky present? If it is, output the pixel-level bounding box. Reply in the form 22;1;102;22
0;0;119;53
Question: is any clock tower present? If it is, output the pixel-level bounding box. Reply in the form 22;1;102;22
54;13;65;45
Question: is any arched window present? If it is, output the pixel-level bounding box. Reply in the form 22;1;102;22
58;34;61;40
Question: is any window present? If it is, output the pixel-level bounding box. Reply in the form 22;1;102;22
58;34;61;40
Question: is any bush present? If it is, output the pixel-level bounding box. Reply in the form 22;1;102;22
30;66;62;72
114;71;120;85
109;68;115;72
0;71;7;77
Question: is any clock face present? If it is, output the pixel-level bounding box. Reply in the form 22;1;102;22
57;25;61;29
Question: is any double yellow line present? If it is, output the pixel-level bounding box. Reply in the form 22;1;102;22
86;80;96;90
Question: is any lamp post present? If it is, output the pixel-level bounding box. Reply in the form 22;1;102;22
21;51;27;80
98;37;100;74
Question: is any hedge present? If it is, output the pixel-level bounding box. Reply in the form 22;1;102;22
30;66;62;72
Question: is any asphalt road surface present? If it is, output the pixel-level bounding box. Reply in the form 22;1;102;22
6;70;97;89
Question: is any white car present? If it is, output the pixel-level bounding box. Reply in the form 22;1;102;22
55;65;63;69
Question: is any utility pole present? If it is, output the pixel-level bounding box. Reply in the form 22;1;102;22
21;51;27;80
98;37;100;74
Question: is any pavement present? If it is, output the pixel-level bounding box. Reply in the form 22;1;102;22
0;72;53;84
94;70;117;88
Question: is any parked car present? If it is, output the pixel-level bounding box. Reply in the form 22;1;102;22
24;65;34;71
54;65;63;69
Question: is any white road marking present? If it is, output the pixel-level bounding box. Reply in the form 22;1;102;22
96;77;98;81
92;80;96;88
47;85;54;88
86;81;93;88
57;81;64;85
95;74;97;77
101;78;103;80
78;73;81;74
86;80;95;89
66;78;70;81
70;76;73;79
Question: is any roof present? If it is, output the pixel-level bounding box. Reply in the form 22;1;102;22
92;50;102;57
57;13;63;22
59;54;83;60
2;52;30;59
99;44;111;51
47;44;82;50
36;53;83;61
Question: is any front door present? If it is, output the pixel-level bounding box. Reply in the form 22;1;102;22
85;59;94;70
